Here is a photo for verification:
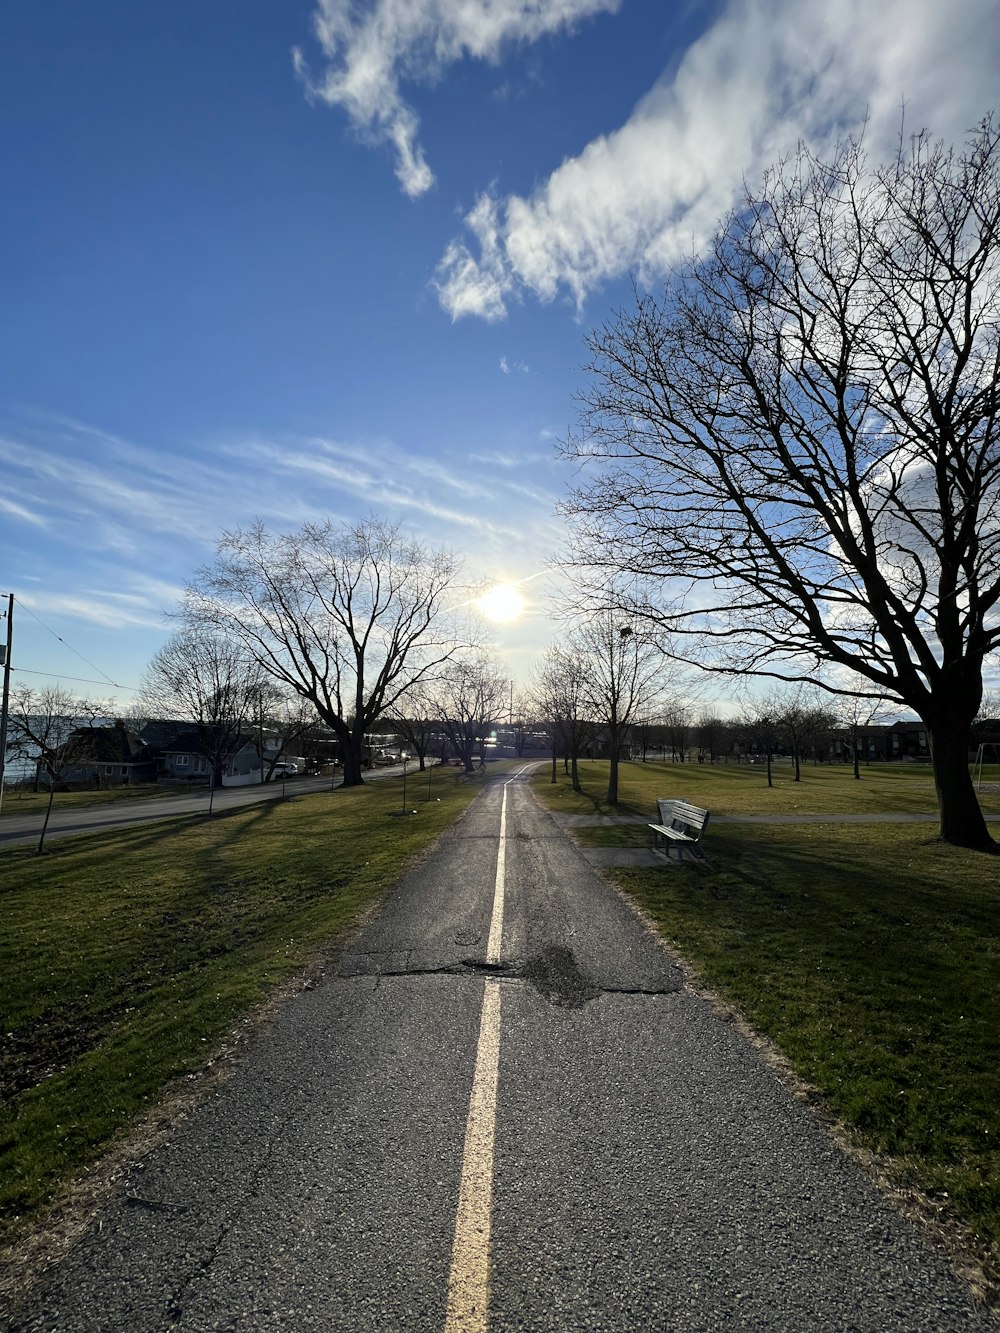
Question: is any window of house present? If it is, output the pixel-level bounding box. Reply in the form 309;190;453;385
105;765;114;775
175;754;189;768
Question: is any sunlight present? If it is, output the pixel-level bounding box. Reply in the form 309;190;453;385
476;582;525;623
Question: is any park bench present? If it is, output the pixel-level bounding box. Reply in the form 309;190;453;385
649;798;711;863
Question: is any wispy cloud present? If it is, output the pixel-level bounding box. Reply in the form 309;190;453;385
16;589;173;632
2;409;576;686
435;0;1000;318
0;492;48;527
0;413;566;639
294;0;619;197
234;434;530;537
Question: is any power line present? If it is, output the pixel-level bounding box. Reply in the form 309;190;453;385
12;665;137;690
9;597;125;689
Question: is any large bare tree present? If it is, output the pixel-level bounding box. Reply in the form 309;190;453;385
185;517;463;787
562;116;1000;850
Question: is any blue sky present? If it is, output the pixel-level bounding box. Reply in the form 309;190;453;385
2;0;999;703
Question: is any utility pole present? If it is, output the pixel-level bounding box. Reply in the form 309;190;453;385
0;594;13;816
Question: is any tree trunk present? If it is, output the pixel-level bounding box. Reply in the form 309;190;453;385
36;786;56;854
607;726;620;804
339;722;367;787
570;753;581;792
341;748;365;786
927;720;997;851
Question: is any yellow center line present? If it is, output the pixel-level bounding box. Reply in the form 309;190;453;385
444;778;513;1332
485;784;508;965
444;980;502;1333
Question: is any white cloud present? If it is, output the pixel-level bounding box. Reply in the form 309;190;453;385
294;0;619;197
16;589;173;632
435;0;1000;318
233;434;535;539
498;355;530;374
0;492;48;527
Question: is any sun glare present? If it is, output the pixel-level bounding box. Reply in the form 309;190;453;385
477;582;525;623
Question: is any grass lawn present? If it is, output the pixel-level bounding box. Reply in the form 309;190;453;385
536;755;1000;818
0;763;511;1244
535;760;1000;1287
0;784;187;819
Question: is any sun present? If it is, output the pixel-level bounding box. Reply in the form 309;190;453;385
477;582;526;623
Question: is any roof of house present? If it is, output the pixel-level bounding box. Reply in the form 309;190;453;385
65;725;151;764
139;719;258;755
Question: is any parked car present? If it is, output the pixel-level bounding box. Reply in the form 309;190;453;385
271;762;298;777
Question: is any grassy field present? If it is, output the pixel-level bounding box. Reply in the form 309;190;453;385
535;759;1000;1287
538;754;1000;818
0;764;510;1243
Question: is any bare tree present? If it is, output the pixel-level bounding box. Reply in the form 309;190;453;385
6;685;109;851
429;655;508;774
562;116;1000;851
260;690;321;781
184;517;464;787
140;629;265;803
739;701;783;788
386;681;438;772
775;690;836;781
534;646;595;792
835;692;897;780
571;611;669;803
662;706;691;764
694;711;727;764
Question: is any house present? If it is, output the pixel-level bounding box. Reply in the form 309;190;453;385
56;721;158;787
139;720;214;782
138;720;305;785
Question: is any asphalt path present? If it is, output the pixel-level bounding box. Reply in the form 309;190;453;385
5;767;993;1330
0;764;424;849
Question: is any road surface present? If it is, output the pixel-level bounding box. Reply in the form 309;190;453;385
5;766;991;1330
0;763;424;849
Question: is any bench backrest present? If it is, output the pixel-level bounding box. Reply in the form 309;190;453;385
657;798;709;835
657;798;680;824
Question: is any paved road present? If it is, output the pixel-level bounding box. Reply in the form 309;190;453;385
5;768;992;1330
0;763;427;849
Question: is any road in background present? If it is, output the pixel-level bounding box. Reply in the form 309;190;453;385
5;768;992;1330
0;760;437;849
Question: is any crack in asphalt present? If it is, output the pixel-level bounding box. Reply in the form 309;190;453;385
335;947;680;1010
150;1096;301;1324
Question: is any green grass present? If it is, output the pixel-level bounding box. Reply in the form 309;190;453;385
535;756;1000;819
0;784;187;818
0;763;510;1240
536;762;1000;1283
